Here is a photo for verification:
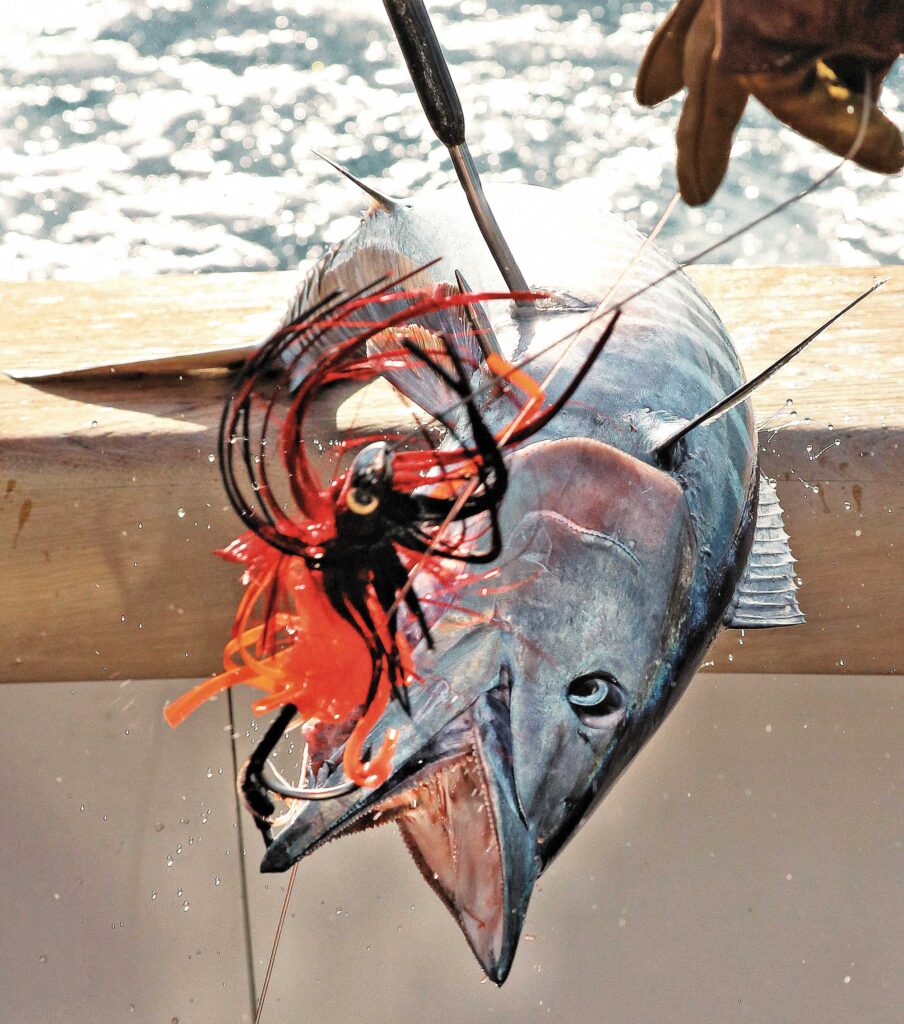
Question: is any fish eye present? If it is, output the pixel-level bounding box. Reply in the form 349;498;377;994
566;673;625;723
346;487;380;516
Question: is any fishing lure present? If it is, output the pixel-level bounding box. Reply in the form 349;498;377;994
163;271;619;841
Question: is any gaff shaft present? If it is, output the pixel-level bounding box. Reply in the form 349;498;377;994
381;0;531;300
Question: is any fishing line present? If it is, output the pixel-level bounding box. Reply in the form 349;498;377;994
519;68;874;383
248;738;315;1021
536;191;681;396
226;689;259;1024
253;861;298;1024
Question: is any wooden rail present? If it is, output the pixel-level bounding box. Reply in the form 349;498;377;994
0;265;901;682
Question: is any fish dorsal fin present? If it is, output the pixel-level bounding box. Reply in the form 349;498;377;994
723;474;805;629
312;150;403;212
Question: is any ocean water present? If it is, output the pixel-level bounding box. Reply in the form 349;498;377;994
1;0;902;279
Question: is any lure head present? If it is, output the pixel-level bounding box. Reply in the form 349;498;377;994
262;436;707;982
337;441;395;535
343;441;392;512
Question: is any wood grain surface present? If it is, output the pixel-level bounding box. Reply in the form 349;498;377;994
0;265;900;683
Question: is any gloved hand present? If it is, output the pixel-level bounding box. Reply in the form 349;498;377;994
636;0;904;205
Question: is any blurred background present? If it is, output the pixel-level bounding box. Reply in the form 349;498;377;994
1;0;902;279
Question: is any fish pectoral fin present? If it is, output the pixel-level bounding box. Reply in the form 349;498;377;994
365;281;491;423
723;474;805;629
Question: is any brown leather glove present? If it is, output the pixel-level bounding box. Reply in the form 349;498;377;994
636;0;904;205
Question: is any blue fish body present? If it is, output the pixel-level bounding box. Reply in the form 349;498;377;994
259;182;787;981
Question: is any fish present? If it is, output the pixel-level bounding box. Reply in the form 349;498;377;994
158;0;881;991
241;176;820;983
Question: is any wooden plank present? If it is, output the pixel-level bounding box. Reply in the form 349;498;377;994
0;272;296;380
690;266;904;675
0;266;900;682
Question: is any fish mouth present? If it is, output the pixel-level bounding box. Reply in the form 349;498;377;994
260;685;538;984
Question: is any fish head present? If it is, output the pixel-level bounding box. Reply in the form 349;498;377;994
486;437;697;862
261;436;697;983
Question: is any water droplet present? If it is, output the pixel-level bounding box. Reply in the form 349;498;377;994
207;453;215;463
177;508;185;519
151;890;158;901
214;876;221;886
38;954;47;964
166;855;174;867
182;901;190;912
843;501;852;511
206;768;213;779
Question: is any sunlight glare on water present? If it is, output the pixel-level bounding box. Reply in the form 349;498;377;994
0;0;902;279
